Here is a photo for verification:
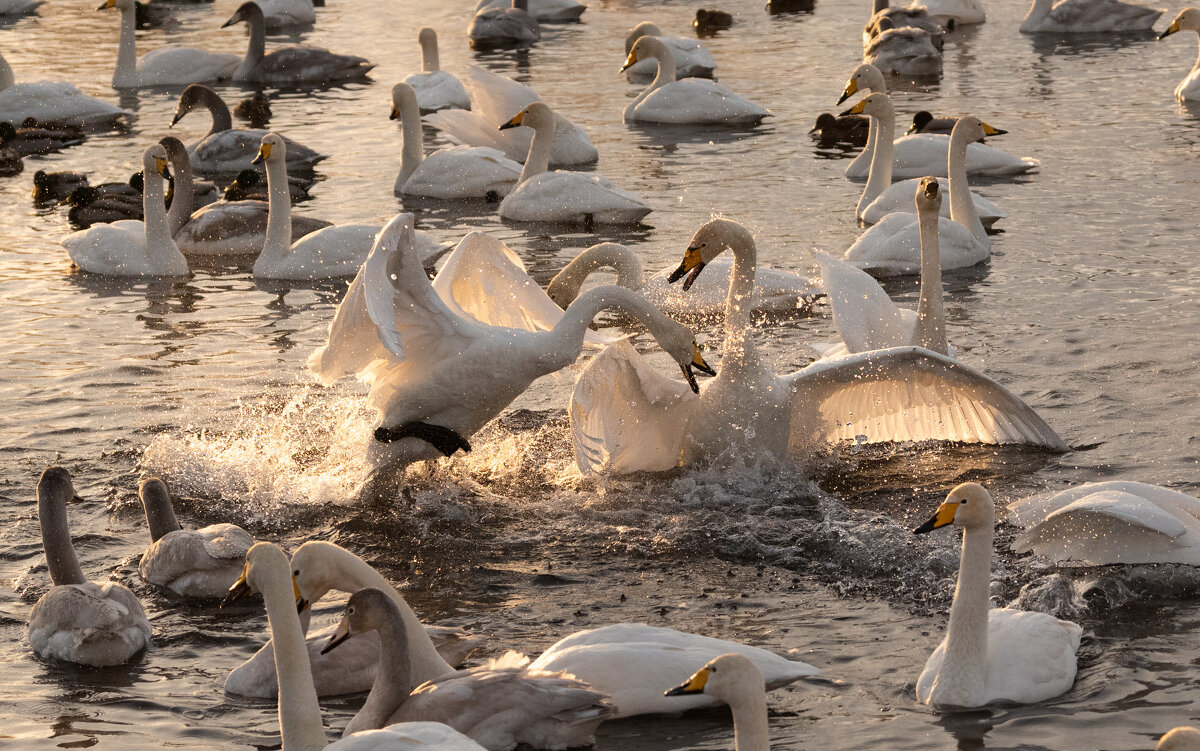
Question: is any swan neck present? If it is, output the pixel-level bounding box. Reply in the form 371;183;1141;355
39;490;86;587
873;0;888;13
547;244;645;304
630;38;676;112
348;611;413;734
114;3;138;87
947;128;985;242
518;116;553;184
142;493;180;542
143;164;179;268
913;203;947;355
199;87;234;135
858;102;895;217
1022;0;1052;26
942;523;993;698
420;34;440;72
550;286;663;362
729;686;771;751
245;12;266;66
1191;31;1200;74
398;93;424;187
256;153;293;274
0;54;14;91
723;237;757;354
163;142;195;236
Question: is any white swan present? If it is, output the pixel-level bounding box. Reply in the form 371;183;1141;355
1007;481;1200;566
864;24;943;77
160;136;220;236
1020;0;1163;32
864;0;945;46
424;66;598;167
308;214;708;501
569;218;1067;477
28;467;152;667
624;21;716;80
913;483;1082;707
404;28;470;113
254;0;315;28
100;0;239;88
223;2;374;85
920;0;987;25
546;241;821;318
620;36;769;125
137;478;252;599
1159;728;1200;751
836;63;887;179
62;143;189;276
323;589;612;749
1159;9;1200;101
171;84;324;175
664;654;770;751
222;543;489;751
474;0;585;21
468;0;540;49
390;82;520;200
498;103;651;224
0;53;129;127
845;104;991;273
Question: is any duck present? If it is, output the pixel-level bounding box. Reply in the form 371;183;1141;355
424;66;598;167
61;144;189;276
810;112;870;146
468;0;540;49
568;218;1066;477
0;138;20;175
390;82;520;200
620;36;769;125
693;8;734;31
222;1;374;85
546;241;821;319
1006;481;1200;566
63;184;143;227
404;28;470;113
33;169;88;202
0;52;130;127
474;0;585;21
170;84;324;175
864;0;946;45
233;91;271;128
133;0;173;29
908;110;960;135
863;20;943;77
498;103;651;224
664;655;770;751
28;466;152;667
913;483;1083;707
222;168;310;202
323;588;613;749
308;213;709;502
254;0;315;28
624;21;716;80
1020;0;1162;32
222;543;490;750
0;120;84;157
136;478;253;598
1158;9;1200;101
918;0;986;24
100;0;239;88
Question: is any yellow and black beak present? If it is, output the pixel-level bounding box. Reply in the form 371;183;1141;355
169;110;183;127
389;106;400;120
667;244;706;291
841;98;869;118
97;0;115;10
665;667;710;697
252;142;271;165
320;615;353;655
498;111;525;131
154;155;169;176
980;122;1007;137
293;576;307;614
1159;19;1181;39
913;501;960;535
921;178;939;199
220;563;252;607
836;77;859;105
680;343;716;394
619;49;638;73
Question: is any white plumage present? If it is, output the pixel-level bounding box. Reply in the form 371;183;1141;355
621;37;767;125
862;177;1005;226
404;28;470;113
1020;0;1163;32
0;54;129;126
1159;9;1200;101
101;0;239;88
624;22;716;80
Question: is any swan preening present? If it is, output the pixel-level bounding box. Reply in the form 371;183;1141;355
29;467;152;667
620;36;769;125
665;654;771;751
222;1;374;85
100;0;239;88
1159;9;1200;101
624;22;716;80
913;483;1082;707
405;28;471;113
1020;0;1163;33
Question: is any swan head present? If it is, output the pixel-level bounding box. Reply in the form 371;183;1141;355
319;587;401;655
841;91;892;121
665;653;764;705
253;132;285;166
915;176;942;214
1158;727;1200;751
621;35;669;73
138;477;183;542
1159;8;1200;39
660;320;716;394
222;541;300;608
97;0;134;13
222;1;263;28
837;62;885;105
951;115;1006;143
38;466;82;507
669;217;754;291
498;102;553;132
171;84;212;127
625;21;662;54
289;540;350;614
144;143;170;180
913;482;995;535
417;26;437;48
390;82;417;121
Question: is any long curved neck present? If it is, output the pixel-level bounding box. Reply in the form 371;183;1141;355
547;244;645;304
1023;0;1052;26
947;129;985;242
198;88;233;135
347;612;413;735
547;286;676;367
729;684;771;751
259;560;328;751
241;12;266;72
113;3;138;87
164;143;195;236
419;34;439;73
631;39;676;110
722;238;757;359
256;154;293;274
1190;29;1200;75
142;494;180;542
912;203;947;355
941;521;993;702
39;492;86;586
857;102;895;218
143;166;179;268
518;117;553;183
397;93;424;188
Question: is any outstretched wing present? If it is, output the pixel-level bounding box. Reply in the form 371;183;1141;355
787;346;1067;451
306;259;393;385
814;251;909;354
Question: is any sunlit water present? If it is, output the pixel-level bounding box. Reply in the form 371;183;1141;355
1;0;1199;748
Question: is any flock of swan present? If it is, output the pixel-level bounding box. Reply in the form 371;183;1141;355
8;0;1200;748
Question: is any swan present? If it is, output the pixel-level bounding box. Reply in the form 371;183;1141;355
468;0;540;49
160;135;219;234
1160;728;1200;751
61;143;189;276
137;478;253;598
569;218;1066;476
28;466;152;667
1159;9;1200;101
100;0;239;88
620;36;769;125
475;0;585;21
254;0;315;28
913;483;1082;707
1020;0;1163;32
864;0;945;46
222;542;489;750
836;63;889;181
323;589;612;748
665;654;769;751
546;241;821;318
1007;481;1200;566
498;103;651;224
624;22;716;81
0;52;130;127
0;0;41;15
864;22;943;77
423;66;598;167
308;213;709;501
919;0;987;24
390;82;521;200
0;120;83;157
845;107;992;273
170;84;324;175
842;91;1037;181
405;28;470;113
222;2;374;85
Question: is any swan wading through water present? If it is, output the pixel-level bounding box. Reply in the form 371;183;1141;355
100;0;239;88
1158;9;1200;101
665;654;771;751
913;483;1082;707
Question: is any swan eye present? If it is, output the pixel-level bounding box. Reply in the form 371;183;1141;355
348;607;355;615
293;570;300;576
